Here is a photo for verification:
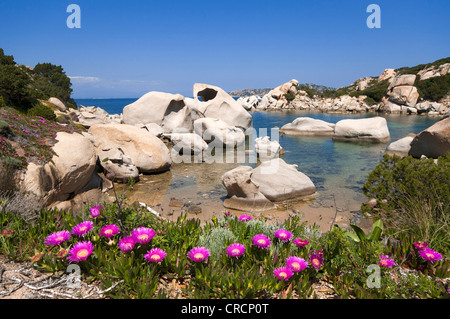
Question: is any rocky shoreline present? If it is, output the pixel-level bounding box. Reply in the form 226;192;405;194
10;67;450;223
237;63;450;117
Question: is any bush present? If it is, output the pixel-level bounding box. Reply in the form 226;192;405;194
416;73;450;102
283;92;296;102
27;103;57;121
362;153;450;254
349;79;390;103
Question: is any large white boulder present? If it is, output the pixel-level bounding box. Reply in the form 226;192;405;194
48;97;67;112
192;83;252;130
168;133;208;155
89;123;172;174
251;158;316;202
385;133;416;157
222;166;276;211
21;132;98;204
280;117;335;135
333;117;391;143
254;136;284;160
123;91;193;134
193;118;245;148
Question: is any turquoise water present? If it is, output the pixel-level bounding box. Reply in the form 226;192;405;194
75;98;440;218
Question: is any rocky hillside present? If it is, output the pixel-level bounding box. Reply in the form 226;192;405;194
229;83;334;97
239;57;450;116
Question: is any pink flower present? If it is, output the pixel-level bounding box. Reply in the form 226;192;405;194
379;255;396;268
118;236;135;253
144;248;167;263
273;267;294;281
226;243;246;259
252;234;271;250
418;248;443;264
99;224;120;238
71;221;93;237
310;251;324;270
187;247;210;263
238;215;252;222
274;229;293;242
89;205;104;218
286;256;308;272
67;241;94;263
293;238;309;247
44;231;71;246
413;241;428;250
132;227;155;245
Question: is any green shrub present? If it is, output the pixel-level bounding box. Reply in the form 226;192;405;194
0;96;5;107
283;92;296;102
27;103;57;121
416;73;450;102
362;153;450;254
349;79;390;103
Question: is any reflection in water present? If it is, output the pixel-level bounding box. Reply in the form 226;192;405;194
115;111;440;232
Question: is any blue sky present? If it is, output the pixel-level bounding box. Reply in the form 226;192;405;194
1;0;449;98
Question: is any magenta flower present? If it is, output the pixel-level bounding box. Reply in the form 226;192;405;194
99;224;120;238
226;243;246;259
89;205;104;218
293;238;309;247
71;221;93;237
238;215;252;222
132;227;156;245
418;248;443;264
118;236;136;253
310;252;324;270
274;229;293;242
413;241;428;250
144;248;167;263
273;267;294;281
44;231;71;246
379;255;396;268
252;234;271;250
67;241;94;263
187;247;210;263
286;256;308;272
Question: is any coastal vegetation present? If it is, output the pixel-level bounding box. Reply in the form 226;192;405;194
0;152;448;299
0;48;76;113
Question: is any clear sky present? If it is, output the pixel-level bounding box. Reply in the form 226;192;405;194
1;0;449;98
